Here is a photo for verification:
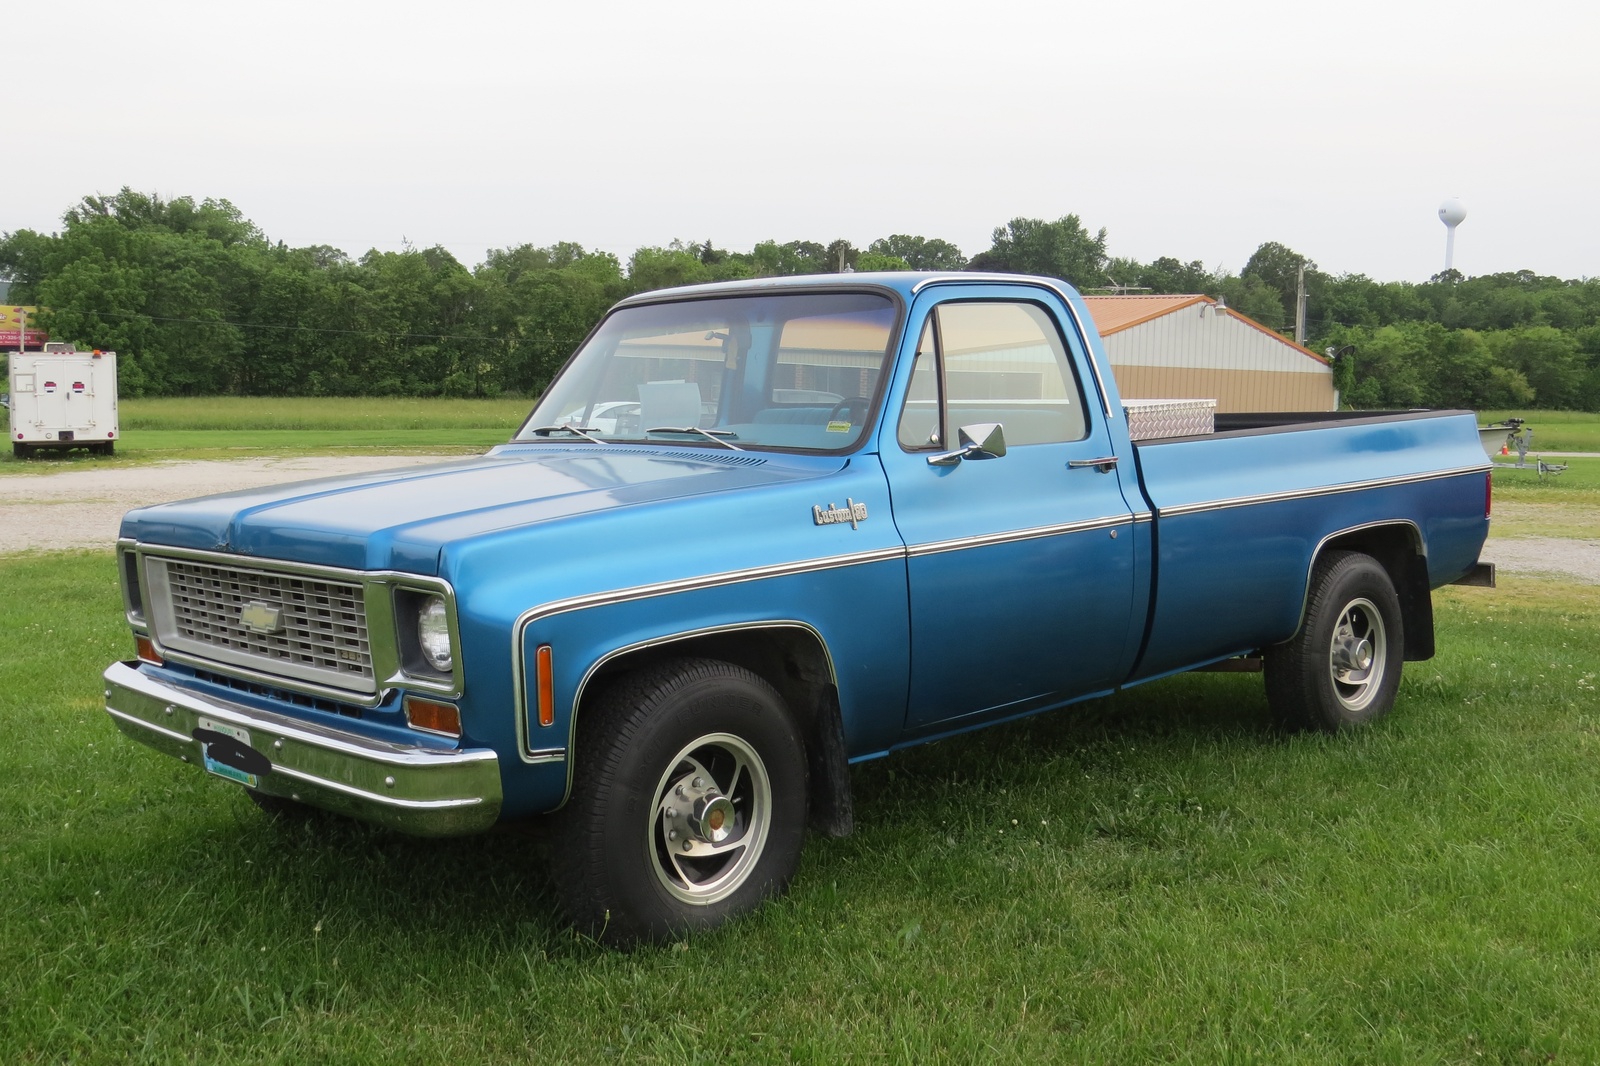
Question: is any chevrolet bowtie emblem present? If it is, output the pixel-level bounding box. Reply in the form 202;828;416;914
240;601;284;634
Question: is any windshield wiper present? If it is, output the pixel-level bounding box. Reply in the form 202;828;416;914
645;426;743;451
528;424;610;443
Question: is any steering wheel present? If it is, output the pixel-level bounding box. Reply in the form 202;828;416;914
826;398;869;425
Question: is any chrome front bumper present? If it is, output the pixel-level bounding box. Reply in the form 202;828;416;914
103;661;502;836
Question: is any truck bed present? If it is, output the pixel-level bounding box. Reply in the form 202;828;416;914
1124;408;1490;684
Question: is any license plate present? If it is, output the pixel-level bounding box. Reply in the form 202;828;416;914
196;716;260;788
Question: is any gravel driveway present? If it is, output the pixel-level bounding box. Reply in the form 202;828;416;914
1478;536;1600;585
3;456;1597;584
0;456;458;553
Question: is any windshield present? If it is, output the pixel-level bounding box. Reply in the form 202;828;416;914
518;291;898;452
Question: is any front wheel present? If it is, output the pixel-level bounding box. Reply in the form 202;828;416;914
1265;550;1405;731
552;658;808;943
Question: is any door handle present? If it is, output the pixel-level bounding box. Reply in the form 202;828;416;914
1068;455;1119;473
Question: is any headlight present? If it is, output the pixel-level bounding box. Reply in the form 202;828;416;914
417;595;453;672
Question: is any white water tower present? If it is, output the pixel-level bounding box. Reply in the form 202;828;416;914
1438;198;1467;273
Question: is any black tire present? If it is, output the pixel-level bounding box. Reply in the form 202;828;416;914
1265;550;1405;732
13;442;33;459
552;658;808;944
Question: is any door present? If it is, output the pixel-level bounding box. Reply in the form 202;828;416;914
64;358;97;432
882;289;1138;731
65;356;97;432
35;368;68;432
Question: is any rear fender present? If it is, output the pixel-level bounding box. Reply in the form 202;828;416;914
1303;522;1434;662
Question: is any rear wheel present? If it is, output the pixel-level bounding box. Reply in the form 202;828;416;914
13;443;33;459
1265;550;1405;731
552;658;808;944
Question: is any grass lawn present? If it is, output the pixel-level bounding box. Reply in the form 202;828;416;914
2;398;1596;1060
118;396;534;431
1;397;530;472
1490;458;1600;540
2;550;1597;1063
1492;455;1600;495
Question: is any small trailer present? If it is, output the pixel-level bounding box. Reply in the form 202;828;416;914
8;343;119;457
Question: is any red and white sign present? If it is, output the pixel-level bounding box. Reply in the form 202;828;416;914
0;328;47;348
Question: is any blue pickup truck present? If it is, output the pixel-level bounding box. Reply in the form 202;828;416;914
104;272;1493;941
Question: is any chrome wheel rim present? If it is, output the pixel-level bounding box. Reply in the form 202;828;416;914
1328;596;1387;713
647;732;771;906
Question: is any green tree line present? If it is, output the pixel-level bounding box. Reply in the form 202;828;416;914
3;190;1597;409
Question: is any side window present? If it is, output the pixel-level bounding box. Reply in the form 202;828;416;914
937;301;1088;446
897;318;942;450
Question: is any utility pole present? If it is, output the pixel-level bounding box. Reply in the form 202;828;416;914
1293;262;1307;346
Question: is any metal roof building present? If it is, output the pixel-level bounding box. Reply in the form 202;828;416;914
1080;295;1337;413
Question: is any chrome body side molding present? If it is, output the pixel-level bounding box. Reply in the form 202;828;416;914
1156;465;1490;518
905;514;1132;559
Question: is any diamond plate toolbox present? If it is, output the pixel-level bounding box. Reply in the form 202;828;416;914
1123;398;1217;441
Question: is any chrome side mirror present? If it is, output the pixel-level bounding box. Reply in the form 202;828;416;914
928;422;1007;466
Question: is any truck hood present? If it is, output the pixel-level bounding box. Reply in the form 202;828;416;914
119;446;832;574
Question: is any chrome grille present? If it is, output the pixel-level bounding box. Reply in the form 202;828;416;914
151;558;374;692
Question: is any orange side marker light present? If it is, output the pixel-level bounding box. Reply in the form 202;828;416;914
537;645;556;727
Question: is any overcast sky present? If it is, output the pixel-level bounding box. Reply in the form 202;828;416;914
11;0;1597;283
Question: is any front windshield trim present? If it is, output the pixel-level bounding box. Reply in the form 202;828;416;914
512;286;906;457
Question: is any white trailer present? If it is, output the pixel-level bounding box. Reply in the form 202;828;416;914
8;344;120;457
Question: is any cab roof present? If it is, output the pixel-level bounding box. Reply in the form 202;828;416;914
612;271;1086;307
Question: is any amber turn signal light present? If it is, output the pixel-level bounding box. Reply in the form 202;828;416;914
405;697;462;737
537;645;555;727
135;635;163;665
